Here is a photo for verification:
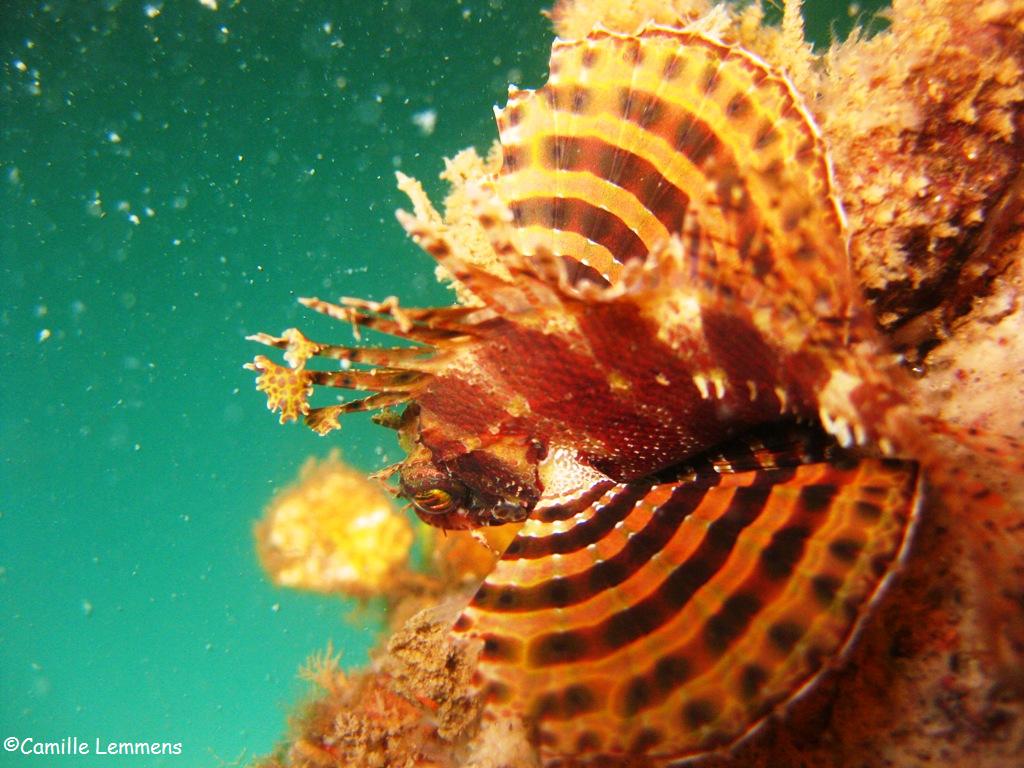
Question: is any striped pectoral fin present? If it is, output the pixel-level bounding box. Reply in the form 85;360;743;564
454;455;922;762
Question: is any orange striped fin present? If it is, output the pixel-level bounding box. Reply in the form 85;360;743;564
455;439;921;762
494;25;855;331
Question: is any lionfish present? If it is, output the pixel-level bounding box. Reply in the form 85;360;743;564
247;21;1020;766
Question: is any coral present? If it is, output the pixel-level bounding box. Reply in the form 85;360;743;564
249;1;1024;767
380;599;483;741
399;153;513;302
820;1;1024;344
253;601;479;768
255;452;414;598
254;450;515;634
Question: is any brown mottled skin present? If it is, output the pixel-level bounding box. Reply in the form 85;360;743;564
400;281;839;529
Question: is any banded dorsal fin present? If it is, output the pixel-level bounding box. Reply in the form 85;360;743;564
494;26;854;329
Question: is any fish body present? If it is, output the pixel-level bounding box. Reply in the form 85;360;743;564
246;21;1018;767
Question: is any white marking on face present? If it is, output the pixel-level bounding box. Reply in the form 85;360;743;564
710;370;726;399
774;386;788;412
818;368;869;447
693;374;711;400
820;408;854;447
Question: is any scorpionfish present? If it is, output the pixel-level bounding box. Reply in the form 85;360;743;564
247;20;1022;767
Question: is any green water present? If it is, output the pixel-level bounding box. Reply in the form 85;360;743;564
1;2;885;766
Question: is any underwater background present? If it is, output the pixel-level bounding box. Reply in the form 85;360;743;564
1;1;885;765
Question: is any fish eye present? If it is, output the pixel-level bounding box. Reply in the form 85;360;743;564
413;487;458;515
401;462;470;517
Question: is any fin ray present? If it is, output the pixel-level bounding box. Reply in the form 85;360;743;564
457;431;921;761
